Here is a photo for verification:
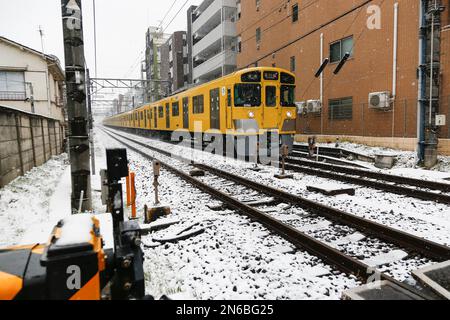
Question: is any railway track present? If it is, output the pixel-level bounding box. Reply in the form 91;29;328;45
101;127;450;299
284;156;450;205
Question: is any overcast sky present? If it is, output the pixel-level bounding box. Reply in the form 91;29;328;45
0;0;202;78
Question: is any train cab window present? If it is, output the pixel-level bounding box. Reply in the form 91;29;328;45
266;86;276;107
280;85;296;107
172;102;180;116
158;106;164;118
193;95;204;114
280;72;295;84
234;84;261;107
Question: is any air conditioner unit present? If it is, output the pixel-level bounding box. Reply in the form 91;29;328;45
369;92;391;110
306;100;322;113
295;101;307;114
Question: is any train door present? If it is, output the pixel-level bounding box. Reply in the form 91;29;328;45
183;97;189;129
165;103;170;129
263;85;278;129
154;108;157;128
210;88;220;130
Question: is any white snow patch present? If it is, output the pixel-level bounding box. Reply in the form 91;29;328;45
362;250;409;267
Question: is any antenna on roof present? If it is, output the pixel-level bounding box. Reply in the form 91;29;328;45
38;25;45;54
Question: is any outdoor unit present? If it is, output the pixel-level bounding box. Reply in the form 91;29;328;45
306;100;322;114
369;92;391;110
295;101;307;114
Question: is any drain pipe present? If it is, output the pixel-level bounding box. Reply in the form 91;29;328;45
417;0;427;163
392;2;399;139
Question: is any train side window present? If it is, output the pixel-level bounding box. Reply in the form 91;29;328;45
266;86;276;107
193;95;204;114
158;106;164;118
172;102;180;116
227;89;232;107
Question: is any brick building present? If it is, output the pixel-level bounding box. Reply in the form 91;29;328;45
236;0;450;155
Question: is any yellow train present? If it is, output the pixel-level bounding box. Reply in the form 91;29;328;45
103;67;297;153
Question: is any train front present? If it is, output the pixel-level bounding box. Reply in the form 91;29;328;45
231;68;297;154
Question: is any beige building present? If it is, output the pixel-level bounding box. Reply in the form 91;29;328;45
0;36;65;121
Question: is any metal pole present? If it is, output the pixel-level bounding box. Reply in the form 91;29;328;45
61;0;92;213
86;68;96;174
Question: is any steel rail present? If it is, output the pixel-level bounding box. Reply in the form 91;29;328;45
284;160;450;205
287;155;450;193
102;128;450;262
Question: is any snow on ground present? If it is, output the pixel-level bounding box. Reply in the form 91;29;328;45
95;128;362;300
105;128;450;248
0;154;70;247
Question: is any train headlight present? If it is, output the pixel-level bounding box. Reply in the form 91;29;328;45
286;111;293;118
248;111;255;118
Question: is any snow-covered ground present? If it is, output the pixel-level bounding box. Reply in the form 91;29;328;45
0;154;71;247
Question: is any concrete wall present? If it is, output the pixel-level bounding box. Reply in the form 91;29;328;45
0;107;64;187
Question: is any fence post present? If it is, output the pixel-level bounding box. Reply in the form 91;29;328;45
48;120;53;156
30;117;37;167
15;113;24;176
41;119;47;161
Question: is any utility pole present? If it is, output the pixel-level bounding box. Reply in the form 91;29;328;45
61;0;92;213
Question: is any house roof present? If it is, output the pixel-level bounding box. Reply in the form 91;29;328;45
0;36;65;81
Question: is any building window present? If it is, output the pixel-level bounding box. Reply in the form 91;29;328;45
292;4;299;23
256;28;261;44
193;95;204;114
256;0;260;10
330;36;354;63
290;56;296;72
329;97;353;120
0;71;26;100
172;102;180;116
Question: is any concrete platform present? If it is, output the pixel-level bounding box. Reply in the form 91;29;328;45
307;183;355;196
412;261;450;300
342;281;424;300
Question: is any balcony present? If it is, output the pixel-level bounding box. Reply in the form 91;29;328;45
193;0;236;34
193;50;236;81
0;91;26;101
193;20;236;58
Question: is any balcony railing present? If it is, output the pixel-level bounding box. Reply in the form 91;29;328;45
0;91;26;101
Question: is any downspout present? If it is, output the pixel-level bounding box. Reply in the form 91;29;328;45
417;0;426;162
320;33;324;135
392;3;399;139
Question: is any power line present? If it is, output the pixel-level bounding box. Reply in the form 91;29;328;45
162;0;191;33
243;0;373;68
158;0;180;30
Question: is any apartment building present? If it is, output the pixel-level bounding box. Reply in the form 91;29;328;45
0;36;65;121
144;27;170;102
188;0;239;85
161;31;189;94
236;0;450;155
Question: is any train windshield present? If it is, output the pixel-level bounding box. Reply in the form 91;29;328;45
280;85;296;107
234;84;261;107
